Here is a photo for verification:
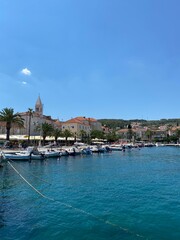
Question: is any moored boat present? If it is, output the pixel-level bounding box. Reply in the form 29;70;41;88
89;145;99;153
64;147;81;156
81;147;92;155
38;149;61;158
1;146;46;161
110;144;123;151
2;152;30;161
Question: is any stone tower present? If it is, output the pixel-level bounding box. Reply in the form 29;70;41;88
35;96;43;115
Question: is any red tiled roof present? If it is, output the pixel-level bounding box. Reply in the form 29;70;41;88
73;116;97;122
171;126;180;131
117;129;128;133
65;118;89;126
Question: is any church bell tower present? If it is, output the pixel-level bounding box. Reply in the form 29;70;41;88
35;96;43;116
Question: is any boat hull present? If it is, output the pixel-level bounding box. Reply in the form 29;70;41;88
2;153;30;161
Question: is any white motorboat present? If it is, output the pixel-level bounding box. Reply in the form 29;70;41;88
25;147;45;160
110;145;123;151
2;151;45;161
39;149;61;158
2;152;30;161
64;147;81;156
58;148;69;156
89;145;100;153
30;153;45;160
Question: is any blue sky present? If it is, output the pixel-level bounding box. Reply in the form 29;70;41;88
1;0;180;121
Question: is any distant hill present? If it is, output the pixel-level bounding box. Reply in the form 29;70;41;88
98;118;180;129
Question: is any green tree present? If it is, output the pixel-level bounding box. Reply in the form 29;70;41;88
40;122;54;145
145;129;153;141
74;132;77;142
79;130;87;143
175;129;180;143
62;129;72;145
127;124;133;142
53;128;63;144
106;131;119;143
90;130;105;140
27;108;33;144
0;108;24;140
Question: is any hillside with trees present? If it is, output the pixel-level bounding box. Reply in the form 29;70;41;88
98;118;180;129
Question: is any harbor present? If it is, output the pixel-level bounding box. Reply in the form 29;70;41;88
0;142;155;163
1;146;180;240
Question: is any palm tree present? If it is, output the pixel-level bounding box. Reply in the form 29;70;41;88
41;122;54;146
145;129;153;142
62;129;72;146
176;129;180;143
79;130;87;143
0;108;24;140
127;124;133;142
52;128;62;144
74;131;77;142
27;108;33;144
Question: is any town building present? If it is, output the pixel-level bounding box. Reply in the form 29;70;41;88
0;96;61;137
62;116;102;137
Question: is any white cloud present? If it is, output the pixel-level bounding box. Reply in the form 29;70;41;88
22;81;27;85
21;68;31;76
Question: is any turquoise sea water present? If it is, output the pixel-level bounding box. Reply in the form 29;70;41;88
1;147;180;240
